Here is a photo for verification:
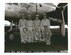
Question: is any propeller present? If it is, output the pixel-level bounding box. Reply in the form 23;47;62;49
58;3;67;36
39;3;67;36
61;10;65;36
46;3;67;36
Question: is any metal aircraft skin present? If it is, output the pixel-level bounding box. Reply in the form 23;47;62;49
5;3;67;24
5;3;55;20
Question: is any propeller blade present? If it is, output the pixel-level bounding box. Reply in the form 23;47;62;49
57;3;68;10
61;11;65;36
61;21;65;36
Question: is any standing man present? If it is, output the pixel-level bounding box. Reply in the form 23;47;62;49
27;15;34;43
33;15;41;41
18;14;27;43
41;14;52;45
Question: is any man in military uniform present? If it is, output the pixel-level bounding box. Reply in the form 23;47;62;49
41;14;50;30
27;15;34;43
41;14;52;45
33;15;41;42
43;26;52;45
18;14;27;43
22;27;29;43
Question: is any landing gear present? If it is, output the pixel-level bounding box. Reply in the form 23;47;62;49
9;33;14;40
5;29;21;45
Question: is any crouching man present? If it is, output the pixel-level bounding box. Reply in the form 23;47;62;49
43;26;52;45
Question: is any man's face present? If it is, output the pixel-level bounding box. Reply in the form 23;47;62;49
44;15;47;19
28;16;31;20
36;16;39;19
44;26;49;30
21;15;24;19
23;28;27;32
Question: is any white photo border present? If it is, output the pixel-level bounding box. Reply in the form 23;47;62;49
0;0;71;55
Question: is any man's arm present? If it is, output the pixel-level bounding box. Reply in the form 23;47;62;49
48;19;50;29
49;17;62;23
18;19;21;30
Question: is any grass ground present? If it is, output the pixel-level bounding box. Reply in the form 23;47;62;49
5;27;68;52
